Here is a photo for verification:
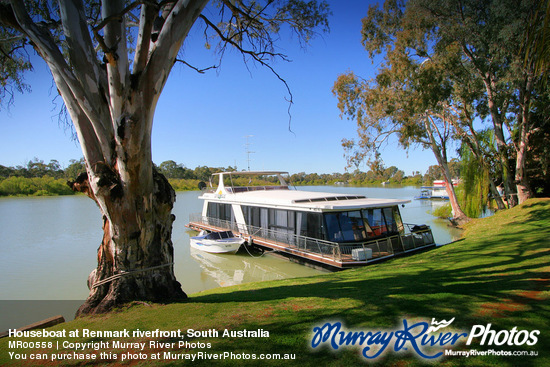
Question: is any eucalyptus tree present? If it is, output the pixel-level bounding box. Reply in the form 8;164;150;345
407;0;542;205
523;0;550;196
334;70;468;222
0;0;329;315
333;2;469;222
336;0;543;212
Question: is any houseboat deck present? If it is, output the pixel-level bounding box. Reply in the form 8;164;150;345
187;215;436;269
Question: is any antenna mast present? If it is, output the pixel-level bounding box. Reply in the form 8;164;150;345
244;135;255;171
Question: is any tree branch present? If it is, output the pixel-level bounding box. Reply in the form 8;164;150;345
58;0;109;120
101;0;131;147
200;13;296;131
142;0;209;115
133;3;156;75
92;1;142;55
9;0;113;162
174;58;217;73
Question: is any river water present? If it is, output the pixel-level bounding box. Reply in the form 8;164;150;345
0;186;462;329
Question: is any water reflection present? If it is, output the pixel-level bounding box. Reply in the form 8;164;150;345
189;247;309;288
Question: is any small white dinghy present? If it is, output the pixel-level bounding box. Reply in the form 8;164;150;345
190;230;245;254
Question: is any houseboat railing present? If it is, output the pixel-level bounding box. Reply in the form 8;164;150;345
189;214;435;264
228;185;289;193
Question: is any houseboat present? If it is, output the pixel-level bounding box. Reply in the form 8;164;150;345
187;171;435;269
415;179;459;200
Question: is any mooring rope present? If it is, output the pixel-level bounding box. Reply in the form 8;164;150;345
242;237;281;258
91;263;173;289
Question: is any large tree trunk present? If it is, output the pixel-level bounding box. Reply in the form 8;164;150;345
69;162;186;316
483;76;518;207
58;0;206;315
515;130;533;204
424;117;469;224
515;73;535;204
4;0;327;315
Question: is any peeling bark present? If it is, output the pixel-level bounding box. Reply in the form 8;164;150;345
71;168;186;316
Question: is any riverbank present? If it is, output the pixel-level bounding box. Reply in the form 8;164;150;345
1;198;548;366
0;177;201;196
0;176;421;196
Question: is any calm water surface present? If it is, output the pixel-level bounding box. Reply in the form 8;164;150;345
0;186;462;328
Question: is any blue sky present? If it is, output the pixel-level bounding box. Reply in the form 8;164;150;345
0;1;441;175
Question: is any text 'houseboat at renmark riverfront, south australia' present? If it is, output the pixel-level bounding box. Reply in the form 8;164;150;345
187;171;435;269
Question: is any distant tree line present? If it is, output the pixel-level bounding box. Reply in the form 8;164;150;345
0;157;458;196
156;159;460;186
155;160;237;182
290;160;460;186
0;158;81;196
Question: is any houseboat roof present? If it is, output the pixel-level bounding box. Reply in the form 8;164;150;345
201;170;410;211
212;170;289;176
200;188;409;211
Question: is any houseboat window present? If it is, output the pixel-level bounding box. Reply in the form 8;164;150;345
324;208;401;242
392;206;404;233
243;205;261;228
383;207;398;233
324;211;371;242
324;213;342;242
362;208;386;236
348;211;369;240
296;212;324;239
361;207;400;236
242;207;324;240
338;212;355;241
268;209;295;233
207;202;233;222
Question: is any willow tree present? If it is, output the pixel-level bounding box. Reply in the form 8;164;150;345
0;0;329;315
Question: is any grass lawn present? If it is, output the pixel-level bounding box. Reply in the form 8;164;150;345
1;198;549;366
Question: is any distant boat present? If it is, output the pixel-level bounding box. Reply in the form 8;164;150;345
415;180;458;200
190;230;245;254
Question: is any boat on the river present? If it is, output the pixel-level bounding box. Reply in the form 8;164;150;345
187;171;435;269
190;230;245;254
415;180;458;200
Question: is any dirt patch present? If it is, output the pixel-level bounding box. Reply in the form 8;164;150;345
475;301;530;318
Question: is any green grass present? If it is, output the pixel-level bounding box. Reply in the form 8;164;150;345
2;199;549;366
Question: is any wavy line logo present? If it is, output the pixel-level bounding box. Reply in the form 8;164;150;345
427;317;455;333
